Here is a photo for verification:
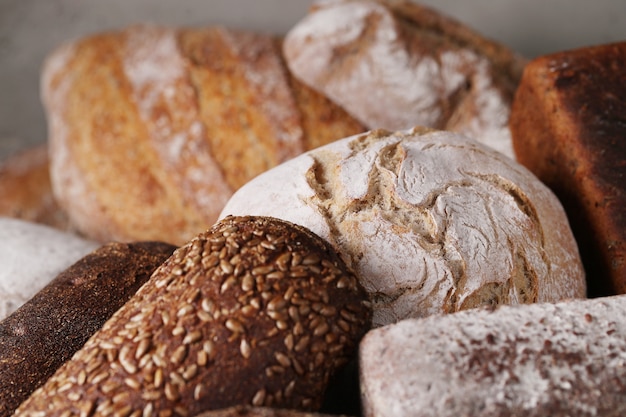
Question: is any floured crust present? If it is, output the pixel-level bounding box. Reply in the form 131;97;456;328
220;128;586;327
0;217;99;320
360;295;626;417
41;24;365;246
283;0;527;159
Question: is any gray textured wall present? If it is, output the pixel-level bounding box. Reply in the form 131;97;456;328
1;0;625;159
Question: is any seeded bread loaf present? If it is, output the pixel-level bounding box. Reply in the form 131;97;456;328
0;217;99;320
283;0;526;159
360;294;626;417
219;128;586;327
0;240;176;417
41;24;365;246
509;42;626;297
193;405;352;417
15;216;371;416
0;144;69;230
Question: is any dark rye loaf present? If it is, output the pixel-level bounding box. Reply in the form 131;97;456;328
14;216;371;416
509;42;626;297
0;241;176;417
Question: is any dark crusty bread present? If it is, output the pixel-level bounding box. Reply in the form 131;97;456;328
42;24;366;246
14;216;371;416
509;42;626;297
0;241;176;417
193;405;353;417
0;144;69;231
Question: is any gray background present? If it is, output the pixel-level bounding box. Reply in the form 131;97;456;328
1;0;625;160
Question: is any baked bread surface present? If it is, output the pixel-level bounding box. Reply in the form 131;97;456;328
14;216;371;416
509;41;626;297
41;24;365;246
220;128;586;327
283;0;526;159
0;241;176;417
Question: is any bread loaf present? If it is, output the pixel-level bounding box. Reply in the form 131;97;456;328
14;216;371;416
193;405;352;417
0;144;69;230
219;127;586;327
0;217;99;320
283;0;526;159
0;240;176;417
509;42;626;297
360;295;626;417
41;24;365;246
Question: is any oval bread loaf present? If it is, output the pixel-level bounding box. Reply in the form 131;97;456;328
41;24;365;246
0;217;100;320
219;127;586;327
14;216;371;416
0;241;176;417
360;295;626;417
283;0;526;159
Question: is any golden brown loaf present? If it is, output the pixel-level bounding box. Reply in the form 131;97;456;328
0;241;176;417
15;216;371;416
509;42;626;297
41;24;366;246
283;0;527;159
0;144;69;230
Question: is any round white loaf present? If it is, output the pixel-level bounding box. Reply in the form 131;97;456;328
219;127;586;327
0;217;100;319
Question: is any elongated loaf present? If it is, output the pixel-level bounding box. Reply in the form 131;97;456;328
283;0;526;159
360;295;626;417
220;128;586;327
15;216;371;416
509;42;626;297
42;24;365;246
0;241;176;417
0;217;99;320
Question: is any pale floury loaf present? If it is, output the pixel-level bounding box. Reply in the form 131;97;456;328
359;295;626;417
283;0;526;159
0;217;99;319
219;128;586;327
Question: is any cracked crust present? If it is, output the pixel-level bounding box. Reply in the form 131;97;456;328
283;0;527;159
220;128;586;327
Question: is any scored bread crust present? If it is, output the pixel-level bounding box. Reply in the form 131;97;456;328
41;24;365;246
219;128;586;327
283;0;527;159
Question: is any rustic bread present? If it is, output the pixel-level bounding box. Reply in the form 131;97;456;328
41;24;365;246
509;42;626;297
360;294;626;417
283;0;526;159
0;217;99;320
193;405;352;417
219;127;586;327
0;144;69;230
0;240;176;417
14;216;371;416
